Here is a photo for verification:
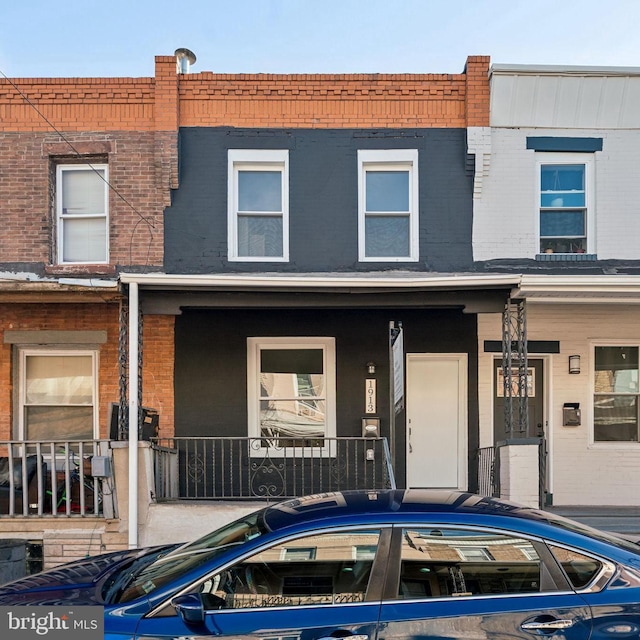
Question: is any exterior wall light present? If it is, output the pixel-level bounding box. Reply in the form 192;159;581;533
568;354;581;374
367;362;376;375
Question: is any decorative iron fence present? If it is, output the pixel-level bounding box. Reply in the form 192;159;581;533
152;437;396;500
0;440;113;517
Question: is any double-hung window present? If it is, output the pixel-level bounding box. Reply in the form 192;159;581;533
538;155;593;255
593;345;640;443
358;149;419;262
19;349;99;441
57;164;109;264
228;150;289;261
247;337;336;452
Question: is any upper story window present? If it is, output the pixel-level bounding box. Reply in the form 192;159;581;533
57;164;109;264
594;345;639;443
358;149;419;262
228;150;289;262
538;155;593;255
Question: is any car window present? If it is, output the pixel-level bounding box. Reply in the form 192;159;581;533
118;511;268;603
547;544;603;589
197;529;381;609
396;528;547;598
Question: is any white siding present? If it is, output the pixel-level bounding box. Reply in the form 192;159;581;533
478;305;640;506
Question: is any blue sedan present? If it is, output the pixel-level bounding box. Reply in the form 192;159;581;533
1;490;640;640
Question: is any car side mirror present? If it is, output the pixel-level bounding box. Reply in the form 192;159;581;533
172;593;205;624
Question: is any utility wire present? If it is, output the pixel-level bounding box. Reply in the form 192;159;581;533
0;68;158;266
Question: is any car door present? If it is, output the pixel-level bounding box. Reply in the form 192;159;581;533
377;525;593;640
133;527;388;640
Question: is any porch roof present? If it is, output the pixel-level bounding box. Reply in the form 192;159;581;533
120;271;519;291
119;271;520;314
514;275;640;304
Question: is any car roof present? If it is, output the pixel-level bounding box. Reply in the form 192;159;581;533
261;489;547;531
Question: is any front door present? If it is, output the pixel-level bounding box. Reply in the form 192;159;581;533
493;358;544;442
406;354;467;489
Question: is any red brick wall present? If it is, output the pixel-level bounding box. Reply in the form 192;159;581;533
0;303;120;440
141;315;175;439
0;131;165;269
0;303;175;442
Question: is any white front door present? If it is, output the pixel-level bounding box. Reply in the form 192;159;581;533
406;354;467;489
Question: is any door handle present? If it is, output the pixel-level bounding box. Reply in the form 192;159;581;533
521;618;575;632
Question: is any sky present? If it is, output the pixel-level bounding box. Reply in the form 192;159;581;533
2;0;640;78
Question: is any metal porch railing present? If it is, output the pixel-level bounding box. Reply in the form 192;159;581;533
0;440;113;517
152;436;396;501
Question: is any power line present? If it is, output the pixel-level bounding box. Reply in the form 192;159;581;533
0;68;159;266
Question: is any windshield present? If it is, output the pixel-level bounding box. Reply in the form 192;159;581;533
117;509;268;603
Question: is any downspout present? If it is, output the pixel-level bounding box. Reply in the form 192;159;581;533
128;282;139;549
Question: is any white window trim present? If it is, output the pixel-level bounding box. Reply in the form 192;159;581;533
228;149;289;262
536;153;595;255
589;340;640;448
18;347;100;441
56;163;109;265
357;149;419;262
247;337;336;457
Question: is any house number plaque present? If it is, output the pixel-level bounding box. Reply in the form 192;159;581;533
365;378;377;414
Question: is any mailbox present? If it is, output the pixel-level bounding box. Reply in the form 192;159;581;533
563;403;581;427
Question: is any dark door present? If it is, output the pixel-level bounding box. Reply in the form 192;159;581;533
494;358;544;442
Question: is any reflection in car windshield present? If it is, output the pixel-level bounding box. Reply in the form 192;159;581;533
118;510;268;603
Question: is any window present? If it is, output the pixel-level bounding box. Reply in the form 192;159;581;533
594;345;640;442
282;547;316;561
247;338;336;451
19;349;98;440
547;545;603;590
196;529;381;609
228;150;289;261
358;149;419;262
397;528;548;598
538;155;593;255
57;164;109;264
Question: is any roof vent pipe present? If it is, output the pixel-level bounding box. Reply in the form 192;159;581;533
175;48;196;74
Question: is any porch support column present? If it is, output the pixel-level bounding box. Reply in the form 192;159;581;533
128;282;139;549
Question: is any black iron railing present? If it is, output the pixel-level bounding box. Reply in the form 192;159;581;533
152;437;396;500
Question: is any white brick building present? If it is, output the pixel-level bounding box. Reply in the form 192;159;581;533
474;64;640;506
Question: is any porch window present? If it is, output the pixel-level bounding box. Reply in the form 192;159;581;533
19;349;98;441
594;346;639;442
247;338;336;450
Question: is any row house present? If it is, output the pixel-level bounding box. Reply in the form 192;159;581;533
0;60;176;566
474;63;640;509
6;51;638;570
120;53;515;548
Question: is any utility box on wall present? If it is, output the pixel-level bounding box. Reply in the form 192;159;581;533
563;403;581;427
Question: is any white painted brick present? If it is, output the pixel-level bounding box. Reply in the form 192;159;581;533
478;306;640;506
473;128;640;261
